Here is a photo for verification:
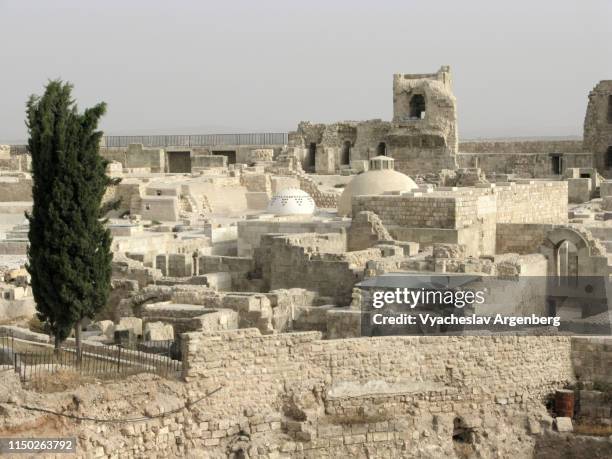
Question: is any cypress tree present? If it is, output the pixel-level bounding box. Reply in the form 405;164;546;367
26;80;113;355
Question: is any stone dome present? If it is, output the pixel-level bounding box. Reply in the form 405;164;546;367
266;188;316;216
338;158;418;216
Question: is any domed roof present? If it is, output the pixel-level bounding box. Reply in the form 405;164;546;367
267;188;316;216
338;169;418;216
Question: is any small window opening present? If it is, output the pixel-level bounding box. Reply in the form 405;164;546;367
551;154;562;175
307;143;316;168
606;147;612;169
341;141;351;165
409;94;426;119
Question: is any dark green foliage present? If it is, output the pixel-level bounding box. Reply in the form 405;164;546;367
26;80;113;346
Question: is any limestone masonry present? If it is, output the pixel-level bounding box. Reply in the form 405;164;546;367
0;67;611;458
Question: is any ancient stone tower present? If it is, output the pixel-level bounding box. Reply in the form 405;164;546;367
388;66;458;174
584;80;612;177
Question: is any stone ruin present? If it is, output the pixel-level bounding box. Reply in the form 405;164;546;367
0;68;611;457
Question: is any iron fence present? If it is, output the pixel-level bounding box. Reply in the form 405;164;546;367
0;330;183;382
102;132;288;148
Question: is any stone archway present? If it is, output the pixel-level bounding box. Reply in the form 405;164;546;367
539;226;606;278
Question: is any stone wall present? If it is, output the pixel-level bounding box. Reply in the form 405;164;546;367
457;152;591;178
254;233;368;306
4;330;609;458
496;223;554;254
352;195;459;229
459;139;583;154
183;330;575;413
0;177;32;201
237;218;348;256
571;336;612;384
352;191;498;256
494;182;568;224
347;211;392;251
457;140;588;177
584;80;612;176
179;330;575;456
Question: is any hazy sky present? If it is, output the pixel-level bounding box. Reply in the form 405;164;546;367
1;0;610;143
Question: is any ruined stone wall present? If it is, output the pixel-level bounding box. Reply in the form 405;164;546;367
254;234;364;306
571;336;612;384
2;331;601;458
237;218;348;257
198;255;254;275
100;147;128;165
457;140;588;177
178;330;575;456
0;154;30;172
496;223;554;254
241;172;271;193
457;152;591;178
584;80;612;176
352;120;392;160
459;139;583;154
494;182;568;224
0;177;32;201
347;211;392;251
183;331;575;415
295;171;340;208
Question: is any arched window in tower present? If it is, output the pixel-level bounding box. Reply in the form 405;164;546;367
608;95;612;123
341;141;351;165
409;94;426;119
376;142;387;156
606;146;612;169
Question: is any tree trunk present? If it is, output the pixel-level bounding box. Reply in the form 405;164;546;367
54;331;61;356
75;319;82;365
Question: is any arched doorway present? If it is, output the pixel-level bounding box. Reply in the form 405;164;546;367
606;146;612;169
341;141;351;166
409;94;426;119
556;240;578;286
540;228;593;279
376;142;387;156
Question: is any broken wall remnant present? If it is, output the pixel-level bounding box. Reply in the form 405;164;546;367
584;80;612;176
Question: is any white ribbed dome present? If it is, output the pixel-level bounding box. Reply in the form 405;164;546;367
338;169;418;216
267;188;315;216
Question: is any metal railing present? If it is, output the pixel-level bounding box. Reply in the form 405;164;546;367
102;132;288;148
0;330;183;382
